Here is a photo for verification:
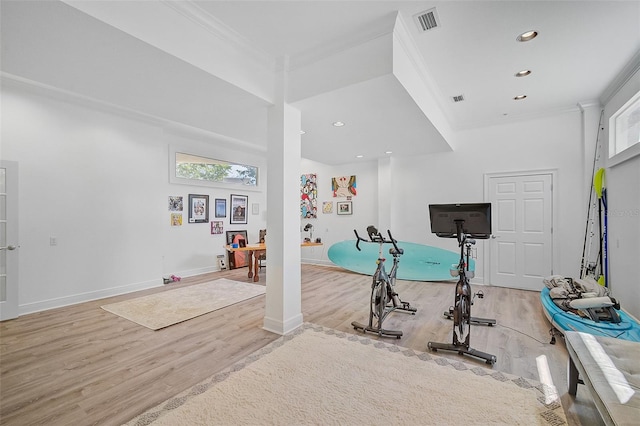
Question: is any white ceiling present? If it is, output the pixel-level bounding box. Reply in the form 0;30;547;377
3;1;640;165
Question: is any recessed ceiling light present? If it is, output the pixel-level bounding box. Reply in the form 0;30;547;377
385;151;393;154
300;130;306;135
517;30;538;42
333;121;345;127
356;155;364;158
515;69;531;77
514;94;527;100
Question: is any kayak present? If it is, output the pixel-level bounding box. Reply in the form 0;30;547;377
541;286;640;342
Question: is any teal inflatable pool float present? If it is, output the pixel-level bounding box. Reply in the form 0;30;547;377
328;240;471;282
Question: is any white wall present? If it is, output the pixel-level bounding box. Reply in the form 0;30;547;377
1;83;266;314
603;66;640;320
300;158;378;264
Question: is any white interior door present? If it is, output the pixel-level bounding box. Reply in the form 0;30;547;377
488;173;553;291
0;160;19;320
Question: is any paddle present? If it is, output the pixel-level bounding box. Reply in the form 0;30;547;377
594;168;608;287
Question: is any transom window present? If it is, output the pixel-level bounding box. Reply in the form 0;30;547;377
174;152;258;187
610;90;640;160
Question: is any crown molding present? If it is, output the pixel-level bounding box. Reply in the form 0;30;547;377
600;49;640;105
456;103;585;131
1;72;165;127
161;0;275;70
1;72;266;153
286;14;396;72
577;100;602;112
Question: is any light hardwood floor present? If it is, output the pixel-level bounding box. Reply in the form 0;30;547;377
1;264;603;425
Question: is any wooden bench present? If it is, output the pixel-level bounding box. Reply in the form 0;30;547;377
565;331;640;426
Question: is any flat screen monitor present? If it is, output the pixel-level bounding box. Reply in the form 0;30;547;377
429;203;492;239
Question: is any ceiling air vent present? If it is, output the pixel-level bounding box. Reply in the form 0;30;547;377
414;8;440;32
452;94;465;103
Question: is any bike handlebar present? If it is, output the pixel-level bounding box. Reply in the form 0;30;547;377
353;226;402;255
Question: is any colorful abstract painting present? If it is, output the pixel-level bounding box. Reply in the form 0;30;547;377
332;175;357;197
301;174;317;218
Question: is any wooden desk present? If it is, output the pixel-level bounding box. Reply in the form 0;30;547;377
225;242;322;282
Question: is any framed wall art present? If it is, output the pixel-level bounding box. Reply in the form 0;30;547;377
322;201;333;214
230;194;248;224
301;173;317;218
337;201;352;215
332;175;357;197
188;194;209;223
168;196;183;211
215;198;227;218
170;213;182;226
211;221;223;234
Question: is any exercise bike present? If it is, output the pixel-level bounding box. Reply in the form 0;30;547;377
427;204;497;365
442;238;496;328
351;226;417;338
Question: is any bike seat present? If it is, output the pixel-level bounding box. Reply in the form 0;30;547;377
389;247;404;256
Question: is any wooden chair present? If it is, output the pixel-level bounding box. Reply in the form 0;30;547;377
258;229;266;270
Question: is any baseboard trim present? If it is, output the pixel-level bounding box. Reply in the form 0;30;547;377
19;278;161;316
263;313;304;335
170;266;219;279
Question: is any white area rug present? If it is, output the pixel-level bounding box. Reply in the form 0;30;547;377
126;324;567;425
101;279;265;330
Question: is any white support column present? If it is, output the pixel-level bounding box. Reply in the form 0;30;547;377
377;156;392;231
263;57;303;335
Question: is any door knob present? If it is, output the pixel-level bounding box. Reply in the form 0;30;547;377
1;245;18;250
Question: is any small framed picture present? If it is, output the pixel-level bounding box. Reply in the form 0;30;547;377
211;221;223;234
170;213;183;226
188;194;209;223
230;194;248;224
322;201;333;214
168;196;183;211
215;199;227;218
337;201;352;215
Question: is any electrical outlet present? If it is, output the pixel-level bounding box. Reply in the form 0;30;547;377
50;237;57;246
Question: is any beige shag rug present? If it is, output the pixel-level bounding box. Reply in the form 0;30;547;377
101;279;265;330
126;324;567;425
